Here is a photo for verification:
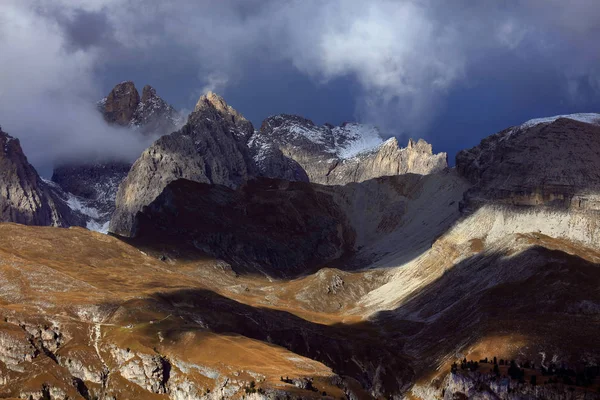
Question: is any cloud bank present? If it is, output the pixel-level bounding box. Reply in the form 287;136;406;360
2;0;600;172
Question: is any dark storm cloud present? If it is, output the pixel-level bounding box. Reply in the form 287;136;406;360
2;0;600;173
58;8;117;50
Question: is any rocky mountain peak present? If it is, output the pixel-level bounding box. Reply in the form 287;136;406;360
0;127;75;226
382;136;399;148
99;81;183;135
1;127;19;155
195;92;244;121
456;115;600;211
261;114;318;131
48;82;186;233
141;84;157;103
193;91;253;140
102;81;140;126
251;114;447;184
406;138;433;154
110;93;256;237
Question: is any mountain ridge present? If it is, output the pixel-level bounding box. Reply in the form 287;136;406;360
1;91;599;398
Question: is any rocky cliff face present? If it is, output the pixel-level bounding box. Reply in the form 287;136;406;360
457;114;600;212
50;82;184;232
110;98;447;237
326;137;447;184
99;81;140;126
134;178;354;277
109;92;257;237
253;114;447;184
51;162;131;232
0;127;76;227
98;81;184;134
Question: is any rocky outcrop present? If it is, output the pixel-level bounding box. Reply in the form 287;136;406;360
326;137;447;184
431;370;600;400
253;114;447;184
100;81;140;126
51;162;130;211
109;92;257;237
457;116;600;212
0;127;76;227
109;99;447;236
247;133;309;182
51;162;131;232
133;178;354;277
98;81;183;134
50;82;184;232
132;85;185;136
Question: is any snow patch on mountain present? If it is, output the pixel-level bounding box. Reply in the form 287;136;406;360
521;113;600;129
257;115;386;160
332;123;384;159
130;94;185;131
44;178;114;234
65;193;101;220
63;191;110;233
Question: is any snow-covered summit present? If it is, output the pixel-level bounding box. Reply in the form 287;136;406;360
257;114;385;160
252;114;446;185
130;85;185;133
520;113;600;129
332;123;384;159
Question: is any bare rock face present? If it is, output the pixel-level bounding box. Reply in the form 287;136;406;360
110;101;447;237
0;127;74;226
456;116;600;212
51;162;131;206
247;133;309;182
326;137;447;184
98;81;183;135
133;178;354;277
51;162;131;232
51;82;184;232
132;85;185;136
109;92;256;237
252;114;447;184
100;81;140;126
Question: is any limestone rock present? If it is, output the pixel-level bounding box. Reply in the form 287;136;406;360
118;352;170;394
456;116;600;212
326;137;447;184
99;81;183;133
252;114;447;184
132;85;185;136
133;178;354;277
0;127;75;227
52;82;183;232
0;324;38;372
100;81;140;126
109;92;256;237
247;133;309;182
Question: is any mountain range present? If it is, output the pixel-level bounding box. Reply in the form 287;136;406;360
0;83;598;399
